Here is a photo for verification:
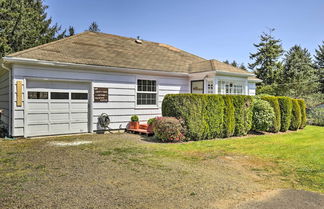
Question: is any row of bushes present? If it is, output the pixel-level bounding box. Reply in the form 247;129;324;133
158;94;306;141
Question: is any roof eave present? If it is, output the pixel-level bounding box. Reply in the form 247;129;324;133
3;56;190;77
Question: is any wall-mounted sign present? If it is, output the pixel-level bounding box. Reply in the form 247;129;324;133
94;87;108;102
191;80;204;94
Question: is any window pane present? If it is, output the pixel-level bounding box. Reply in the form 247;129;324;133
137;79;156;92
137;93;156;105
72;93;88;100
51;92;69;99
28;92;48;99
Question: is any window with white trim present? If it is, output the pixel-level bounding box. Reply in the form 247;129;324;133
207;80;214;94
218;80;245;95
137;79;157;105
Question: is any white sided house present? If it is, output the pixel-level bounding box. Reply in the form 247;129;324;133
0;32;261;137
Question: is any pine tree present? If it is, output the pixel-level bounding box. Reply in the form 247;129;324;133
0;0;67;57
231;60;238;67
279;45;319;98
239;63;247;71
314;41;324;93
88;22;100;32
223;60;230;64
68;26;75;36
249;29;284;85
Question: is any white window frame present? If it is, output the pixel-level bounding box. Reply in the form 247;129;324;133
135;77;159;109
207;79;214;94
217;79;246;95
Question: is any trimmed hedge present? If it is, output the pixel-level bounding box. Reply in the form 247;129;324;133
232;96;253;136
162;94;252;140
278;97;292;132
252;99;275;131
297;99;307;129
261;96;281;132
153;117;185;142
290;99;302;130
222;95;235;138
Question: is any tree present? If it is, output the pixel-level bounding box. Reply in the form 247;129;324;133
239;63;247;71
279;45;319;98
68;26;75;36
0;0;67;57
249;29;284;85
231;60;238;67
223;60;230;64
314;41;324;93
88;21;100;32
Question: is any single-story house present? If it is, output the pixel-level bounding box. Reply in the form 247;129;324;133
0;31;261;137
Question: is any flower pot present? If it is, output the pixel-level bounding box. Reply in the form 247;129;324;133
129;121;139;129
147;124;153;133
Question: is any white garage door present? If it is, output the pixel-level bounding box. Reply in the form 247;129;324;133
26;80;89;137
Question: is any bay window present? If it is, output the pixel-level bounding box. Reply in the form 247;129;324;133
218;80;245;95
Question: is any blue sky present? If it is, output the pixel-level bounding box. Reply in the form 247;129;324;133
45;0;324;66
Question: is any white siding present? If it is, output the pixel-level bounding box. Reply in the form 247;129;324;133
12;65;189;136
0;71;9;127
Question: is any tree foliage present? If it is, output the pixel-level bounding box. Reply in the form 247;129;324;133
249;29;284;85
314;41;324;93
278;45;319;98
88;21;100;32
0;0;69;57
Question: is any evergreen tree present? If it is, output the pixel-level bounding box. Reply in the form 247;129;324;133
231;60;238;67
249;29;284;85
68;26;75;36
239;63;247;71
88;21;100;32
279;45;319;98
0;0;67;57
223;60;230;64
314;41;324;93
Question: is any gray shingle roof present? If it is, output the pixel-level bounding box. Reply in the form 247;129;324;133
7;31;253;76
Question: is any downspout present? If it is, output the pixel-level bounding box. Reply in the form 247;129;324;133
1;61;12;137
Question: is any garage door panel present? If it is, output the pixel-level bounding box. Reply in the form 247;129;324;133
51;123;69;134
71;102;87;110
71;112;88;121
71;123;88;133
28;113;49;123
50;113;70;123
50;102;69;110
28;124;49;135
28;102;49;111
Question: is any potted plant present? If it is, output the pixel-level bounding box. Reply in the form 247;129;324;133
147;118;156;133
129;115;139;129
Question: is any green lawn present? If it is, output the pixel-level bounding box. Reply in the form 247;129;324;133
146;125;324;192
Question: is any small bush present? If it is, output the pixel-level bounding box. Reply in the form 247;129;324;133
153;117;185;142
131;115;139;122
147;118;156;125
222;95;235;137
297;99;307;129
290;99;301;130
261;96;281;132
278;97;292;132
252;99;275;131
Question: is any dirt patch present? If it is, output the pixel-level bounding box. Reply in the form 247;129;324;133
49;140;93;146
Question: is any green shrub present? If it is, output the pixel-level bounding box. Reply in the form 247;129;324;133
297;99;307;129
153;117;185;142
162;94;224;140
131;115;139;122
252;99;275;131
278;97;293;132
290;99;302;130
222;95;235;137
162;94;253;140
261;96;281;132
147;118;156;125
232;95;253;136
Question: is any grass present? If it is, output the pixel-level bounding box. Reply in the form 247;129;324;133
146;125;324;192
0;125;322;208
